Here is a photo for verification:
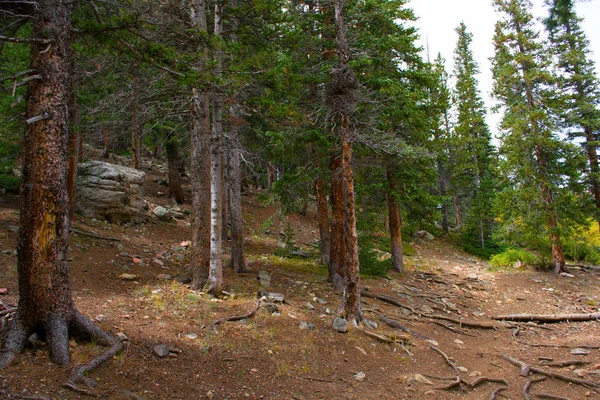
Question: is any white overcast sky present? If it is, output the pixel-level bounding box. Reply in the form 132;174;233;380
408;0;600;137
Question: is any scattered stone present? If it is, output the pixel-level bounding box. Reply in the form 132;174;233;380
316;298;327;305
299;322;316;330
415;230;435;241
414;374;433;385
560;272;575;278
263;302;279;314
119;252;129;257
157;274;171;281
116;332;128;342
571;348;591;356
0;288;7;295
466;273;479;281
119;273;137;281
153;344;170;358
291;249;312;258
258;271;271;288
305;303;315;310
131;257;143;265
457;366;468;373
353;372;366;382
333;317;348;333
454;339;464;345
469;371;482;377
185;333;198;340
153;206;171;222
261;292;284;303
174;254;185;262
325;308;334;315
153;259;164;266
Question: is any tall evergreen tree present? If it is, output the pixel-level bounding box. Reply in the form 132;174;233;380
452;22;496;249
544;0;600;231
491;0;587;272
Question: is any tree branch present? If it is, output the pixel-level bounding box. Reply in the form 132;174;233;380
0;35;53;44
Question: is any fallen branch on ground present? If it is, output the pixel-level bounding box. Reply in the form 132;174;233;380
70;228;121;241
523;377;546;400
427;319;477;337
536;394;571;400
361;329;410;344
430;345;460;375
500;354;600;390
545;359;590;368
212;299;261;333
516;340;600;349
493;312;600;323
424;314;500;330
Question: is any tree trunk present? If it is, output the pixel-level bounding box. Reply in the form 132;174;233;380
153;132;164;159
101;124;110;159
386;166;403;273
67;85;79;220
166;139;185;204
207;99;224;294
229;103;246;273
0;0;115;368
130;62;142;170
438;159;449;233
222;149;229;241
329;154;345;290
453;197;462;229
584;126;600;232
315;175;330;267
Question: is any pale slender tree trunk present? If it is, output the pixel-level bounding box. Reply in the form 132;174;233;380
229;103;246;273
222;150;229;241
386;166;403;273
189;0;211;290
130;62;142;170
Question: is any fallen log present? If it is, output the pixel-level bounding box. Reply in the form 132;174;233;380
493;312;600;323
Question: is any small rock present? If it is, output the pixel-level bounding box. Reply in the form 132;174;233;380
468;371;482;377
119;273;137;281
153;206;171;221
116;332;128;342
454;339;464;345
354;372;365;381
457;366;468;373
571;348;591;356
157;274;171;281
325;308;334;315
305;303;315;310
466;273;479;280
185;333;198;340
131;257;143;265
299;322;316;330
153;259;164;266
316;298;327;305
263;302;279;314
291;249;312;258
174;254;185;262
414;374;433;385
6;225;19;233
560;272;575;278
0;288;7;295
153;344;170;358
333;317;348;333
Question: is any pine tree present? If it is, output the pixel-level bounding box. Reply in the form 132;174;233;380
452;22;496;249
491;0;587;272
544;0;600;231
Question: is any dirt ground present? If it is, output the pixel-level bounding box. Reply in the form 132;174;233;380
1;157;600;400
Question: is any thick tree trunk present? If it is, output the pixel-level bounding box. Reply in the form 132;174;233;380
0;0;115;368
207;99;224;294
67;86;79;220
130;62;142;170
166;139;185;204
229;103;246;273
222;150;229;241
329;154;345;290
315;175;330;267
153;132;163;159
386;166;403;273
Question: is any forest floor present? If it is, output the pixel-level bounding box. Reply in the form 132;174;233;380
1;155;600;400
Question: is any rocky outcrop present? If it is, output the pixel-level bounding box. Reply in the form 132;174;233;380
76;161;146;223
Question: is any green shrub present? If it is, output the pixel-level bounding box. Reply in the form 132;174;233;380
0;174;20;193
402;242;416;256
358;246;390;277
489;249;538;269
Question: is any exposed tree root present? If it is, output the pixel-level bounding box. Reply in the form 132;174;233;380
423;314;501;329
428;319;477;337
488;386;507;400
62;381;101;397
536;394;571;400
493;312;600;323
465;377;509;388
430;345;460;375
360;328;410;344
379;315;432;341
66;338;124;386
361;288;415;313
70;228;121;241
515;340;600;349
500;354;600;389
545;359;590;368
211;299;260;333
523;377;546;400
434;376;461;390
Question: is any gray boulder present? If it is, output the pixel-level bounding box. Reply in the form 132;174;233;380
77;161;146;223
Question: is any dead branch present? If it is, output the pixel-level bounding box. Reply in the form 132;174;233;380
493;312;600;323
379;315;432;340
489;387;507;400
424;314;500;329
545;359;590;368
211;299;260;333
536;394;571;400
430;345;461;375
500;354;600;389
361;329;410;344
0;69;36;84
523;377;546;400
428;319;477;337
0;35;53;44
434;376;461;390
61;381;100;397
516;340;600;349
297;375;335;383
70;228;121;241
361;288;415;313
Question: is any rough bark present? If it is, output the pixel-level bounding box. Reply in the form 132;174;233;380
67;83;79;220
315;175;330;267
584;126;600;232
153;132;163;159
222;149;229;241
0;0;115;368
101;124;110;159
386;165;404;273
229;103;246;273
166;139;185;204
329;154;345;290
130;62;142;170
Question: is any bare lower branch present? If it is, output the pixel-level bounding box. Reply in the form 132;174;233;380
0;69;35;84
0;35;53;44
